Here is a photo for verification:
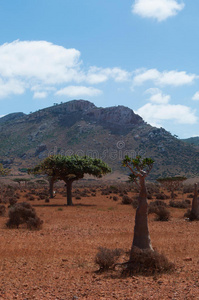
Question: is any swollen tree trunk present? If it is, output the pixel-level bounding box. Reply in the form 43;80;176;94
191;183;199;219
66;180;73;206
130;176;153;259
49;177;54;198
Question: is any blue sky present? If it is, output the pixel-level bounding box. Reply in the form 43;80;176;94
0;0;198;138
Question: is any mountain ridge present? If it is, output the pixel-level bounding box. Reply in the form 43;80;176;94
0;99;199;179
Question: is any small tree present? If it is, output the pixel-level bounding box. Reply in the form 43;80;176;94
29;155;111;205
157;176;187;200
122;155;154;256
13;178;30;188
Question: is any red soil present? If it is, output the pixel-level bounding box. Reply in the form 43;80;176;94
0;187;198;299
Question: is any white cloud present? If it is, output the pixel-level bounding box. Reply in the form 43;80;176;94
55;86;102;97
86;67;131;84
0;40;81;85
33;91;48;99
145;88;170;104
132;0;185;22
192;91;199;101
0;40;130;99
0;115;5;118
133;69;196;87
136;103;197;125
0;78;25;98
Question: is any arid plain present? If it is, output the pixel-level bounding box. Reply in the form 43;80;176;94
0;183;198;300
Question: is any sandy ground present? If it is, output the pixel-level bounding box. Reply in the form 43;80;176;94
0;187;198;300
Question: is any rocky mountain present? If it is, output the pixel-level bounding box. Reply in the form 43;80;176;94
0;99;199;179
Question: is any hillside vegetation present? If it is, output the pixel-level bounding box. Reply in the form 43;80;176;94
0;100;199;179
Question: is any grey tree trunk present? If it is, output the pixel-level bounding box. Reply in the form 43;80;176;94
130;176;153;259
66;180;73;206
191;183;199;219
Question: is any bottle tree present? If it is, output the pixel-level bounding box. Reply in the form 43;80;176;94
191;183;199;220
122;155;154;257
29;155;111;205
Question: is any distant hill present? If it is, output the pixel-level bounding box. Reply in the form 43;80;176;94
0;112;26;124
182;136;199;146
0;100;199;179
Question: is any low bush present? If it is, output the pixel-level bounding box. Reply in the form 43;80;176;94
113;196;118;201
148;200;167;214
6;202;43;230
131;198;138;209
154;206;171;221
187;194;194;199
184;209;199;221
28;195;35;201
155;193;169;200
95;247;122;271
123;247;174;276
169;200;189;209
9;197;18;207
122;195;132;205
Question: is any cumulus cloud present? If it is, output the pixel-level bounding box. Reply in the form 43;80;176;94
136;103;197;125
55;86;102;97
0;40;81;84
0;78;25;98
145;88;170;104
133;69;196;87
192;91;199;101
86;67;130;84
132;0;185;22
0;40;130;99
33;91;48;99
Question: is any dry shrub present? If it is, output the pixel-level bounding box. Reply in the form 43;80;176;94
9;197;18;207
123;247;174;276
187;194;194;199
154;206;171;221
0;185;17;204
131;198;138;209
155;193;169;200
122;195;132;205
6;202;43;230
146;183;160;194
95;247;122;271
184;209;199;221
169;200;189;209
113;196;118;201
148;200;167;214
